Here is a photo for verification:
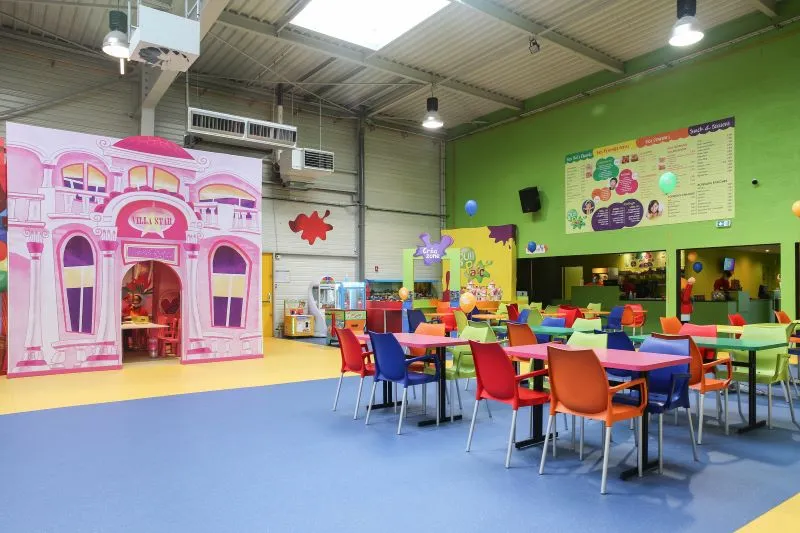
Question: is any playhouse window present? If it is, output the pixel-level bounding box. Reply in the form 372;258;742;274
154;168;179;192
62;235;95;334
129;166;147;189
199;185;256;209
62;164;107;192
211;245;248;328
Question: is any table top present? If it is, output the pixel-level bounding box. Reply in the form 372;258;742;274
121;322;168;330
580;309;610;315
629;334;787;351
356;332;469;349
472;313;506;320
504;343;690;372
530;325;574;336
542;312;567;317
424;312;453;318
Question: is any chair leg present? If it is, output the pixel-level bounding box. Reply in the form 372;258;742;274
768;384;773;430
505;409;518;468
657;413;663;475
449;380;454;423
571;415;576;450
332;373;344;411
632;417;639;447
412;385;416;400
579;417;585;461
464;378;470;391
397;387;409;435
783;380;797;426
686;407;699;462
698;393;705;445
466;399;480;451
724;387;729;435
393;383;398;413
539;414;554;475
716;391;722;423
353;377;364;420
485;400;493;418
365;381;377;426
455;379;463;410
562;413;569;431
674;409;678;426
422;383;427;416
736;381;746;423
600;424;613;495
436;381;440;427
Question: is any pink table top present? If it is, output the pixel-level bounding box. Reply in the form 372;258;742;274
356;332;469;349
504;343;690;372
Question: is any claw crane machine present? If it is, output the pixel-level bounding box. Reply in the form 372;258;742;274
318;276;367;345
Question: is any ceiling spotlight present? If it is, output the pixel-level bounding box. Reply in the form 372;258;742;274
422;96;443;130
669;0;704;47
529;36;541;54
102;10;130;58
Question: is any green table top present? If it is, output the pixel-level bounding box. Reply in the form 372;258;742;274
629;334;787;351
492;324;575;336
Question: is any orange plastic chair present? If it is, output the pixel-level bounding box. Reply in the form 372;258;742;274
653;333;732;444
660;316;682;335
622;305;646;335
506;322;537;347
775;310;792;324
539;346;647;494
407;323;445;371
436;301;453;314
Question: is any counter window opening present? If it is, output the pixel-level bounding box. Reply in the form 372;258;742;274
210;244;249;328
61;234;97;334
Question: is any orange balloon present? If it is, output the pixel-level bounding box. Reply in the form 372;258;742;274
459;292;476;313
398;287;409;301
792;200;800;217
686;251;697;263
681;277;688;290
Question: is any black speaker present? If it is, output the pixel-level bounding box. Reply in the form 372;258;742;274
519;187;541;213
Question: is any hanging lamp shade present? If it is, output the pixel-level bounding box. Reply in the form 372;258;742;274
422;96;444;129
102;10;130;58
669;0;703;47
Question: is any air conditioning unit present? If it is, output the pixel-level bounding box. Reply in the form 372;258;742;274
278;148;335;184
129;5;199;71
186;107;298;150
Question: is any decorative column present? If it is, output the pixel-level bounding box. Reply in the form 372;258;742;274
184;233;210;359
20;228;49;366
42;162;55;188
93;226;119;362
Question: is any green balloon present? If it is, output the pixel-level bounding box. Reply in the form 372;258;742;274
0;270;7;293
659;172;677;194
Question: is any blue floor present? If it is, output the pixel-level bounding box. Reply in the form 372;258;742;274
1;379;799;532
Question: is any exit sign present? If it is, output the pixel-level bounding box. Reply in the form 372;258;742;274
716;219;732;228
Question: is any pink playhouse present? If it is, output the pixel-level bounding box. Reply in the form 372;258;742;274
5;123;263;377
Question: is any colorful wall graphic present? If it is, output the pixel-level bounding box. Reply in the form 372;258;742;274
0;138;7;374
565;117;735;233
441;225;516;301
6;123;263;377
289;210;334;245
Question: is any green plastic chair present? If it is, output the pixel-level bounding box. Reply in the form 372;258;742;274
527;307;544;327
571;318;603;332
544;305;560;315
585;303;602;318
531;302;543;311
497;302;508;316
427;322;495;419
453;310;468;335
725;325;796;429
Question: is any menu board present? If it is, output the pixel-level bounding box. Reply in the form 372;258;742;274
564;117;734;233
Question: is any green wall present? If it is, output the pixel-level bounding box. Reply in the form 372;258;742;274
446;26;800;318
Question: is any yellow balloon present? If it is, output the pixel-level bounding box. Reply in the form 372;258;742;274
686;251;697;263
398;287;409;301
680;277;687;290
792;200;800;217
459;292;476;313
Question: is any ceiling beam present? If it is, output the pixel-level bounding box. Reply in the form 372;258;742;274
218;10;523;110
274;0;314;33
749;0;778;17
141;0;229;109
456;0;624;74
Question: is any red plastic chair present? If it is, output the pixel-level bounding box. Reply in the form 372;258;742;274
506;304;520;322
775;310;792;324
558;305;582;328
621;304;646;335
678;323;717;362
465;341;549;468
333;327;375;419
156;316;180;356
728;314;746;338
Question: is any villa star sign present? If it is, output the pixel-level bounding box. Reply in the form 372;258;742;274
414;233;453;265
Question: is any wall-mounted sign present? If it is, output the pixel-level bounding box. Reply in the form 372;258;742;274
128;206;175;238
414;233;453;265
525;243;548;255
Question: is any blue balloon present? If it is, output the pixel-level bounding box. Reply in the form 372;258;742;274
692;261;703;273
527;241;537;253
465;200;478;217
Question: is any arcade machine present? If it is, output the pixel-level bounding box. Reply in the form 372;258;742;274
319;277;367;345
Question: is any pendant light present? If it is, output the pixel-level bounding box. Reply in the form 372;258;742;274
103;10;130;58
669;0;704;47
421;87;443;130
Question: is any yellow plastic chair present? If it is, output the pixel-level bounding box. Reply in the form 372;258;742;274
572;318;602;332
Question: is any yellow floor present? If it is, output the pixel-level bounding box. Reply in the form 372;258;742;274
739;493;800;531
0;337;341;415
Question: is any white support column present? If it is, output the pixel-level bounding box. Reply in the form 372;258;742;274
22;229;49;365
184;234;210;359
95;227;120;361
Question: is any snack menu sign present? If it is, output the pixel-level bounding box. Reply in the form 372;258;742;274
564;117;735;234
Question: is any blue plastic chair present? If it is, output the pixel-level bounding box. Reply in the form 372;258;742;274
536;316;566;344
516;309;530;325
365;331;441;434
617;336;698;472
407;309;427;332
602;330;636;382
605;306;625;331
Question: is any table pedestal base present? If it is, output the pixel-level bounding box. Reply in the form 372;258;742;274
620;460;658;480
734;420;767;434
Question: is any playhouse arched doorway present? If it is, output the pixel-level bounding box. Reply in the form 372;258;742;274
121;260;182;364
